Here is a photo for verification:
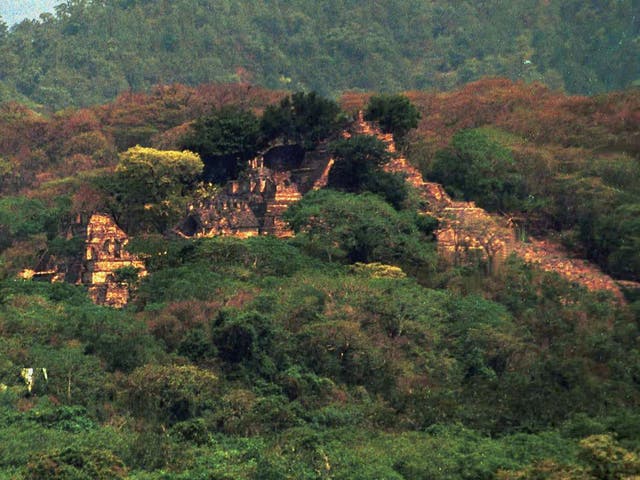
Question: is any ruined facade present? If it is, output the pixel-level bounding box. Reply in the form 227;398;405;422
350;111;515;272
82;213;147;308
176;146;328;239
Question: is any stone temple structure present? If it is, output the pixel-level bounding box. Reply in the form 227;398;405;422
176;145;329;239
82;213;147;308
20;113;637;306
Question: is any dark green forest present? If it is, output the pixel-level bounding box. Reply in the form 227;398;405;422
0;0;639;109
0;1;639;476
0;82;639;478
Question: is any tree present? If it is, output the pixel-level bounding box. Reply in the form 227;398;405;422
0;196;58;247
284;189;435;268
181;106;261;183
430;129;524;212
261;91;346;150
328;135;391;190
68;306;162;372
594;203;640;281
364;93;421;140
98;146;203;232
124;364;218;424
327;134;407;208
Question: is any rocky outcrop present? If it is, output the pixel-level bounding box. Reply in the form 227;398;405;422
82;213;147;308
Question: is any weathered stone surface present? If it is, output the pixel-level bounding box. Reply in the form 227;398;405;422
350;111;640;299
83;213;147;308
177;148;327;239
262;171;303;237
350;112;514;272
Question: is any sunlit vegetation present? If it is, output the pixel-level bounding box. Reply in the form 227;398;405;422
0;81;639;477
0;0;638;109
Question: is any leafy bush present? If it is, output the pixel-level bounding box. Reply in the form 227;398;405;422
285;189;436;270
26;446;127;480
430;129;525;212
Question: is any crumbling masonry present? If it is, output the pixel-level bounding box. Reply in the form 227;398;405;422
21;113;637;307
82;213;147;308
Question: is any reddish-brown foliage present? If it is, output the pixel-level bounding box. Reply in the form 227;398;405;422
1;78;637;198
399;78;640;155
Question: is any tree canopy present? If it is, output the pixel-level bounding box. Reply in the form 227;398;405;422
99;146;203;232
430;129;524;212
0;60;639;479
1;0;638;109
284;189;435;268
260;91;345;150
364;94;421;140
181;106;261;183
328;134;408;208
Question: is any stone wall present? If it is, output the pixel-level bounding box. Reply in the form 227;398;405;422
350;112;515;272
359;114;635;298
177;149;324;239
83;213;147;308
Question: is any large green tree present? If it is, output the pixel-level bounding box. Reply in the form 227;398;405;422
430;129;524;212
364;93;421;140
284;189;435;268
260;91;346;150
98;146;202;232
181;106;261;183
327;134;407;208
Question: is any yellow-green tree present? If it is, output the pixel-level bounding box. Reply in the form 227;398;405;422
99;146;203;233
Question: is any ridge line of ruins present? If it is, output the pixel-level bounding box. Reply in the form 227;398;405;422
20;114;638;307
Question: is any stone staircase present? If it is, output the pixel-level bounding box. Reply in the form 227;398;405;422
353;115;638;301
511;238;628;300
386;154;516;275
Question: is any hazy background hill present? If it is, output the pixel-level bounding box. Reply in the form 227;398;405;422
0;0;638;109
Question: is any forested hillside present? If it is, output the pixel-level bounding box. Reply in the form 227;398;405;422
0;0;638;109
0;80;639;478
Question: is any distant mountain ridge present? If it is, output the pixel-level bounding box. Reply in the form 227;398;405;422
0;0;638;109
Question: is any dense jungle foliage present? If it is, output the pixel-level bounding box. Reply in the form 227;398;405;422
0;82;639;477
0;0;639;109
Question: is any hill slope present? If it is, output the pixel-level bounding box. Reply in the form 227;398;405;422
0;81;640;479
0;0;638;109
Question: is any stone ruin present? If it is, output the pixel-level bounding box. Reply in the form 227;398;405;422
19;113;639;306
350;111;515;273
176;145;329;239
354;113;638;298
18;213;148;308
82;213;147;308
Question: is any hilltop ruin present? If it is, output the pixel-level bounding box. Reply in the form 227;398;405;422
18;113;638;307
82;213;147;308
